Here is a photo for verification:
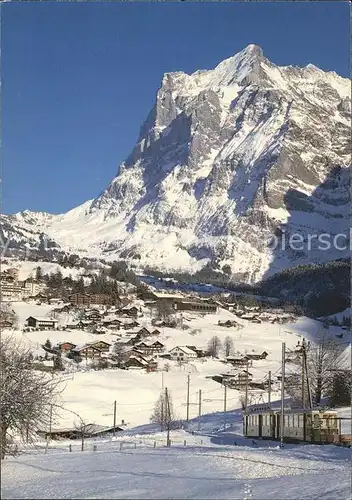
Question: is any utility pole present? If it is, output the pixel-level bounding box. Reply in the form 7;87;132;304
165;387;171;447
303;342;313;409
280;342;286;448
161;371;164;390
223;384;227;430
244;359;249;413
198;389;202;432
268;370;271;409
301;338;306;409
186;375;190;422
113;400;117;437
161;398;164;432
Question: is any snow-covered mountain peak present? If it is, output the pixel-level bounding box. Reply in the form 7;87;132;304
2;45;350;281
9;210;56;226
160;44;267;98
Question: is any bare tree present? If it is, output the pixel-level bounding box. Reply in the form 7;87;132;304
112;342;128;368
285;373;302;406
223;336;234;357
73;418;91;452
154;301;175;322
207;336;221;357
0;336;62;458
239;393;254;410
285;334;347;406
307;336;346;405
0;304;18;329
150;389;178;430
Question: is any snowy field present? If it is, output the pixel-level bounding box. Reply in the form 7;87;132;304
2;432;351;499
2;300;351;499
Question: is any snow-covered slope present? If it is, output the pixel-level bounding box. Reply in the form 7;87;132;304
2;45;350;281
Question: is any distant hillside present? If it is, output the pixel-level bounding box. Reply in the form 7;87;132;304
258;259;350;316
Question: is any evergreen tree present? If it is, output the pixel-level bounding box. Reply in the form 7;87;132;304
223;336;234;357
53;353;63;371
44;339;52;349
35;266;43;282
329;371;352;407
76;277;85;293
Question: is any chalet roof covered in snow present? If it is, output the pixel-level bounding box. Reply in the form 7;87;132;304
169;346;197;355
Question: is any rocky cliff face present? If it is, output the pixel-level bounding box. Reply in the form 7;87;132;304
1;45;350;281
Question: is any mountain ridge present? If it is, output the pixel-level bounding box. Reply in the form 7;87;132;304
1;44;350;282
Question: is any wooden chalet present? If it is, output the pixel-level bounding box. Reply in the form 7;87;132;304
150;340;164;352
151;328;161;336
169;346;198;362
185;345;206;358
56;342;76;353
77;320;94;330
119;348;145;362
134;340;164;355
248;380;267;390
124;354;158;371
125;356;149;369
120;320;140;330
84;313;102;322
218;319;242;328
146;358;158;372
124;334;142;346
226;355;250;367
0;319;13;329
72;344;103;360
56;304;72;314
26;316;58;330
245;351;268;360
120;306;139;317
241;313;260;321
126;326;151;338
37;424;124;440
221;369;253;389
102;318;122;330
89;340;111;353
33;293;49;304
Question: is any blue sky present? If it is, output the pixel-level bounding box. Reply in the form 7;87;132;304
1;1;349;214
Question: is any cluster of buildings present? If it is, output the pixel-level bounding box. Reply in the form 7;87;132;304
0;268;44;301
26;297;210;372
40;315;207;372
210;350;270;390
221;303;296;325
143;291;218;314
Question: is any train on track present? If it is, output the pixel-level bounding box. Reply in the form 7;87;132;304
244;404;350;445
